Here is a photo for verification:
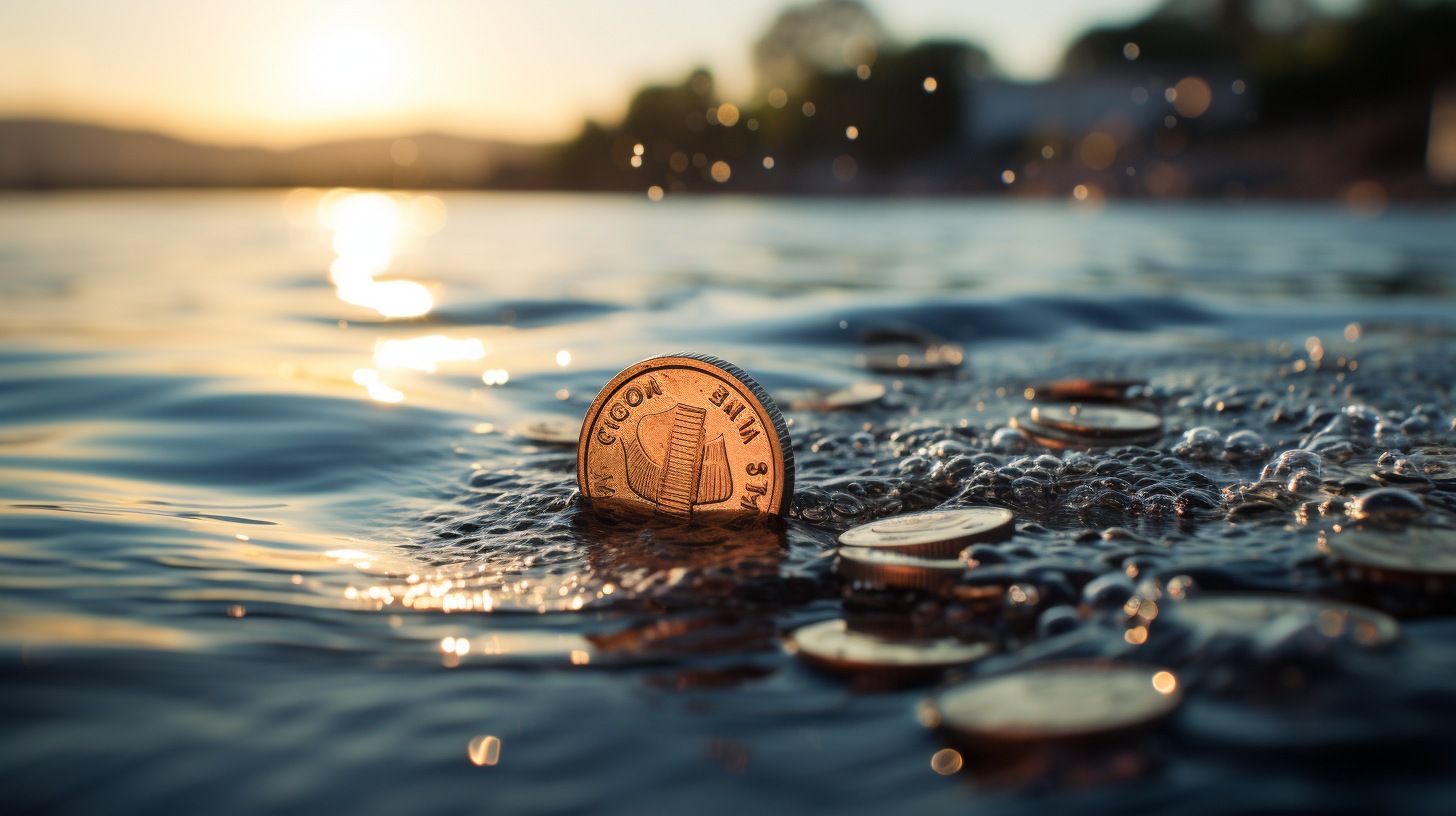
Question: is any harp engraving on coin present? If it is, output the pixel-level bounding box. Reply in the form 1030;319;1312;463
578;354;793;519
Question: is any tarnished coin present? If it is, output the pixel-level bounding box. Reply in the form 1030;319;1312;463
927;661;1182;743
1164;593;1398;646
1030;379;1146;404
838;507;1014;558
577;353;794;519
1027;404;1162;437
1323;526;1456;582
837;545;969;591
789;618;993;676
512;415;582;445
783;381;886;411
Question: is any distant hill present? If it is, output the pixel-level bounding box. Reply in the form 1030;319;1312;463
0;119;551;189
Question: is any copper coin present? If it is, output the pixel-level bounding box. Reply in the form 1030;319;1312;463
513;415;582;445
928;661;1182;742
1323;526;1456;581
577;353;794;519
1165;593;1398;646
789;618;993;675
1027;404;1162;437
838;507;1014;558
836;545;970;591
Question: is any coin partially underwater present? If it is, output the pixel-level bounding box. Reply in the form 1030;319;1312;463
928;661;1182;743
836;545;970;591
1163;593;1398;646
838;507;1015;558
1027;404;1162;438
789;618;994;676
1323;526;1456;583
1030;379;1146;404
577;353;794;519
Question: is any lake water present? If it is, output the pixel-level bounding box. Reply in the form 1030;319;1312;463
3;190;1456;813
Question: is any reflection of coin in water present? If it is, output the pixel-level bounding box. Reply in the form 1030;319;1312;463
577;353;794;519
929;661;1182;743
1323;526;1456;582
1028;404;1162;437
512;416;582;445
836;545;969;591
1031;379;1146;404
1164;593;1398;646
789;618;993;676
839;507;1014;557
784;381;886;411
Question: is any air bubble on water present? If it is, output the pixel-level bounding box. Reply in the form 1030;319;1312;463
1345;488;1424;523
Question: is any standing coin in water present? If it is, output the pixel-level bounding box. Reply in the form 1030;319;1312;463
927;661;1182;743
577;353;794;519
1322;526;1456;583
836;546;970;591
1027;404;1162;438
838;507;1014;558
789;618;994;677
1164;593;1398;646
512;416;582;445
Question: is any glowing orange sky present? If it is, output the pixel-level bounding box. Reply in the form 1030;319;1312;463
0;0;1215;148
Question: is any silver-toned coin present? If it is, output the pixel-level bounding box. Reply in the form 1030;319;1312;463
1164;593;1398;646
1028;404;1162;437
512;415;582;445
855;344;963;374
929;661;1182;742
837;545;969;591
1324;526;1456;580
838;507;1015;558
789;618;993;675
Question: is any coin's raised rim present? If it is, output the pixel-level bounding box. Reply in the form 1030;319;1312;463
930;660;1182;742
576;352;795;517
838;507;1014;555
1163;592;1399;646
836;545;969;590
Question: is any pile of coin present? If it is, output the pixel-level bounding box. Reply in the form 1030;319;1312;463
788;617;994;681
832;507;1014;591
1012;403;1163;449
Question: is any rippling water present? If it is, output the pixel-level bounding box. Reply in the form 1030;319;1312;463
3;191;1456;814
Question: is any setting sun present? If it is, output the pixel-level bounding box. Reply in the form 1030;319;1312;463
302;28;397;102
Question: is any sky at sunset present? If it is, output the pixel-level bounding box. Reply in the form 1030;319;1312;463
0;0;1253;148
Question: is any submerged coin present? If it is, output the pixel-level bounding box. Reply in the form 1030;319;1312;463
577;353;794;519
1323;526;1456;582
1164;593;1398;646
837;545;970;591
512;416;582;445
1030;379;1146;404
838;507;1015;558
783;381;886;411
1028;404;1162;437
789;618;993;675
929;661;1182;742
856;344;964;374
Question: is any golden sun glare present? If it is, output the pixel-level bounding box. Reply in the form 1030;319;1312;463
302;29;397;101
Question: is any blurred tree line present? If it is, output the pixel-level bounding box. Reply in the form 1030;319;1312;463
552;0;1456;193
